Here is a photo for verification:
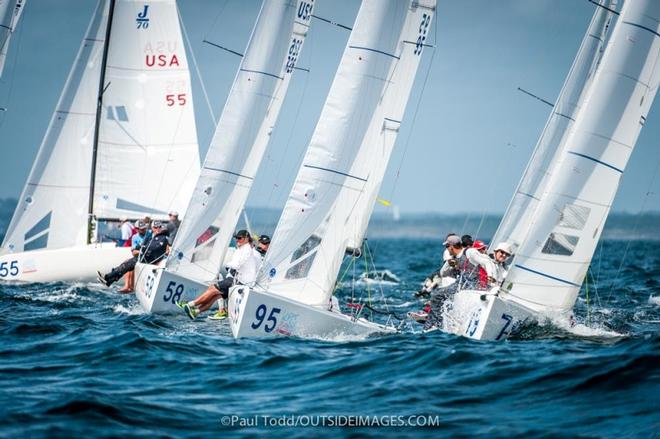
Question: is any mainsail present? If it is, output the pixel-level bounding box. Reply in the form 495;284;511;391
0;0;25;79
166;0;313;283
501;0;660;311
2;0;199;254
258;0;435;307
92;0;199;220
490;1;615;252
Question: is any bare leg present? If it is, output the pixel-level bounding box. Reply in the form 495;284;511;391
127;270;135;291
190;285;222;312
118;272;133;293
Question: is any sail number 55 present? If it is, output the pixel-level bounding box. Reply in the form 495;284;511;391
0;260;19;278
166;94;187;106
252;304;281;333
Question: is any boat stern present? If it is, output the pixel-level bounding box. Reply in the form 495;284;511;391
450;289;535;341
134;263;207;313
229;286;395;339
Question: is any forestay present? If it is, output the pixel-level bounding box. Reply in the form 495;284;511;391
2;1;107;253
258;0;435;307
0;0;25;79
166;0;313;283
490;1;615;252
92;0;199;221
501;0;660;311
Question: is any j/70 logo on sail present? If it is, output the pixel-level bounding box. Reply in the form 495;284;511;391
136;5;149;29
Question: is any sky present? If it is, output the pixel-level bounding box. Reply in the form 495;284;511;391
0;0;658;216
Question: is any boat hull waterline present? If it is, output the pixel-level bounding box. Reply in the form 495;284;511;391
0;244;131;283
229;286;396;339
134;262;208;314
449;289;537;341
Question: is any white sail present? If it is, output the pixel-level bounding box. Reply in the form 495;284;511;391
490;1;615;252
0;0;25;79
93;0;199;220
166;0;313;283
2;0;199;255
501;0;660;311
259;0;435;307
2;0;107;253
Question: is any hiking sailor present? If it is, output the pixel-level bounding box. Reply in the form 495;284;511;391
415;232;459;297
98;221;170;288
166;211;181;245
423;234;498;329
256;234;270;257
181;229;260;320
118;216;136;247
490;242;513;283
118;220;150;293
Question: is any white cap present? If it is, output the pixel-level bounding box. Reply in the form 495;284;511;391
494;242;513;255
119;215;128;222
169;211;179;217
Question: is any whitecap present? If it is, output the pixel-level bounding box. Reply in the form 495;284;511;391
113;303;146;315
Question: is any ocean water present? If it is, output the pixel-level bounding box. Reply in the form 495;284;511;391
0;238;658;437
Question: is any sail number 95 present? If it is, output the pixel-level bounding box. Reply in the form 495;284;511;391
252;304;281;333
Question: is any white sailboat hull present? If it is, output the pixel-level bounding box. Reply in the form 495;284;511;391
134;247;235;313
228;286;396;339
449;289;536;341
0;244;131;283
134;262;207;314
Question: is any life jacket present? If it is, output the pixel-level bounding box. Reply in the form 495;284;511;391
458;251;487;290
123;223;137;247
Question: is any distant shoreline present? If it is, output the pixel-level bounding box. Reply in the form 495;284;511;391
2;198;659;243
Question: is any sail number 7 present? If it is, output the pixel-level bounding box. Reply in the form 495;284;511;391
252;304;281;333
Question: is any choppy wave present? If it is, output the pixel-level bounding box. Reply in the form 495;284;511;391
0;238;658;436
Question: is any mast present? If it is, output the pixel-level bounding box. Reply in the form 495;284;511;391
87;0;115;244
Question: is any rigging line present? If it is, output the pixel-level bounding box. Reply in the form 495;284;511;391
364;239;389;313
311;14;352;31
178;3;217;125
387;33;437;209
516;87;554;107
595;238;604;303
264;46;312;209
589;266;603;308
0;0;24;129
202;39;243;57
587;0;620;16
606;153;660;302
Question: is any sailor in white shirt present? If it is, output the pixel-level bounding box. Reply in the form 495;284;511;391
182;229;256;320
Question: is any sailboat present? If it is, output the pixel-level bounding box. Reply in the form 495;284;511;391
451;0;660;340
0;0;200;283
0;0;25;79
229;0;436;339
134;0;314;313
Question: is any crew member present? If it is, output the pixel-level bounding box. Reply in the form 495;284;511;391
182;229;258;320
98;221;169;288
167;211;181;245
